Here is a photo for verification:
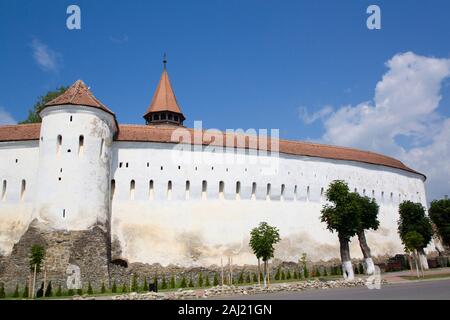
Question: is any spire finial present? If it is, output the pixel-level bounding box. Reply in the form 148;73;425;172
163;53;167;69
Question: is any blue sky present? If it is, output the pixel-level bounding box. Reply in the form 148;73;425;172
0;0;449;200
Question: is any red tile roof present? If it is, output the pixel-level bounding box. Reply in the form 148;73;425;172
44;80;116;116
143;68;184;118
0;123;425;179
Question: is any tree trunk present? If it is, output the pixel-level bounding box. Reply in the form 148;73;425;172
413;250;420;278
221;257;224;286
418;248;429;270
43;265;47;298
257;258;261;287
339;237;354;280
358;230;375;275
32;263;37;299
263;260;267;288
28;275;32;299
267;261;270;288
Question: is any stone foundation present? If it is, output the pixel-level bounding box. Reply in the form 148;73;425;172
0;220;110;293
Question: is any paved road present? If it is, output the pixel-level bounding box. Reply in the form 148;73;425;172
211;279;450;300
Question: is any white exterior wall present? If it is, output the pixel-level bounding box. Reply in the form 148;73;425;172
0;141;39;255
110;141;428;267
34;106;116;230
0;121;428;265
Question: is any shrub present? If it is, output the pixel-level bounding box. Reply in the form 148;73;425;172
56;283;62;297
323;268;328;277
23;283;29;298
286;270;292;279
252;273;258;283
358;263;364;275
354;265;359;275
274;268;280;280
238;272;244;284
213;273;219;286
121;283;128;293
87;281;93;295
316;268;321;277
131;274;138;292
77;288;83;296
303;266;309;278
0;283;5;299
205;275;210;287
142;278;148;291
45;281;52;297
161;275;167;290
68;289;74;296
246;273;251;283
281;270;286;280
101;282;106;294
197;273;203;287
170;275;175;289
13;284;19;298
293;270;298;279
111;280;117;293
180;276;187;288
188;278;194;288
153;275;158;289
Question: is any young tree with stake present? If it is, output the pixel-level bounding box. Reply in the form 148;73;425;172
249;222;281;288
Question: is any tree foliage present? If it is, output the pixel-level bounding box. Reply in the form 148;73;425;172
429;198;450;247
29;244;46;273
398;201;433;252
20;86;68;124
320;181;361;241
249;222;281;262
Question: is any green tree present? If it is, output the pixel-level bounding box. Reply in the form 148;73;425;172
286;270;292;280
0;283;5;299
121;283;128;293
13;284;19;298
20;86;68;123
180;276;187;288
213;273;219;286
429;198;450;249
252;273;258;283
398;201;433;271
68;289;74;296
188;278;194;288
23;283;29;298
87;281;93;295
249;222;281;288
56;283;62;297
281;270;286;280
29;244;46;298
131;274;138;292
238;272;244;284
198;273;203;287
77;288;83;296
320;181;361;280
356;194;380;275
275;268;280;280
170;275;176;289
300;253;309;278
205;275;210;287
293;270;298;279
45;281;52;297
142;278;149;291
101;282;106;294
161;275;167;289
111;280;117;293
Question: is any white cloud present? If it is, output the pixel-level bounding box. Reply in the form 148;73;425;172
30;38;62;72
0;107;16;125
303;52;450;201
298;105;333;124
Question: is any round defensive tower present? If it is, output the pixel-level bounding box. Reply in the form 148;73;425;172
34;80;118;230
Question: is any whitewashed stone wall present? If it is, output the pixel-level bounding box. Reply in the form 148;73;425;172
0;118;428;266
110;141;427;267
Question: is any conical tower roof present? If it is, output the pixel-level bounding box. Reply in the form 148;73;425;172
143;61;185;124
44;80;115;116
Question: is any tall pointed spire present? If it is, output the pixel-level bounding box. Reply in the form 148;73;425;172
143;56;185;126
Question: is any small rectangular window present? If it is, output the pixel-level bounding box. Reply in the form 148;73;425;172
266;183;271;200
167;181;172;200
20;180;26;201
251;182;256;200
236;181;241;200
149;180;154;200
111;180;116;200
130;180;135;200
202;180;207;200
219;181;225;199
185;180;190;200
2;180;7;201
281;184;285;201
